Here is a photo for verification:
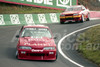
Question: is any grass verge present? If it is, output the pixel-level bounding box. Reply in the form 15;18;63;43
77;25;100;67
0;2;63;14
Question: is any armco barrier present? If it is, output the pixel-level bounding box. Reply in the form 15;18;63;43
0;13;60;26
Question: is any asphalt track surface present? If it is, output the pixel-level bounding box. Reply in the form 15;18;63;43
0;20;100;67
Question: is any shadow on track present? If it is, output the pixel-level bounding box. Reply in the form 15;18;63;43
5;47;17;60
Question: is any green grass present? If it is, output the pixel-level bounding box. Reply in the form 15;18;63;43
0;2;63;14
77;26;100;66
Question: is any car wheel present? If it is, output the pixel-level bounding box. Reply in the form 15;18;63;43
86;13;90;21
16;50;18;59
55;51;58;60
60;21;64;24
60;19;65;24
80;14;85;22
60;23;64;24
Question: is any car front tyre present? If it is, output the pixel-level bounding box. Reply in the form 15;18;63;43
55;51;58;61
80;14;85;22
86;13;90;21
60;21;64;24
16;50;19;59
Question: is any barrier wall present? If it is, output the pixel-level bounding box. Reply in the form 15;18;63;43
90;11;100;18
0;13;60;26
0;11;100;26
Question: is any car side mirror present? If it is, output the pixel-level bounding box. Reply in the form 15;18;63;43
82;9;85;11
16;35;19;38
53;36;57;39
82;9;84;11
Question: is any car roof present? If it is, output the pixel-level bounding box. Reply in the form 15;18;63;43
23;25;49;29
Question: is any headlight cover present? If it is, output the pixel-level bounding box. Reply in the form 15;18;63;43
43;47;55;50
19;46;32;49
60;15;65;17
73;14;79;16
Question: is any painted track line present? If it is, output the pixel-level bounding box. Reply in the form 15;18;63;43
58;23;100;67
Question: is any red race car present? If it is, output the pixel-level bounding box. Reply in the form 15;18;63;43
60;5;90;24
16;25;57;61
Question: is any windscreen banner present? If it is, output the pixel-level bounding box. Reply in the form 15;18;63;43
0;0;78;10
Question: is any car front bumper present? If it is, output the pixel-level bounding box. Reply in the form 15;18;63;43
17;49;56;60
60;15;82;23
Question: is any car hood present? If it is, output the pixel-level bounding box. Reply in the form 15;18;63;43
18;37;56;47
61;11;81;15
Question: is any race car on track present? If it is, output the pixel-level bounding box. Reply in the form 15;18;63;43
16;25;57;61
60;5;90;24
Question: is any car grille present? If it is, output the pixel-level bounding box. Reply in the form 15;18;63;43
66;18;74;20
32;48;43;50
27;53;45;56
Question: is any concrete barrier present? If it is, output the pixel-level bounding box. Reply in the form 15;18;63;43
90;11;100;18
0;13;60;26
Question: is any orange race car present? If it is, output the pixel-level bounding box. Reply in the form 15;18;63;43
60;5;90;24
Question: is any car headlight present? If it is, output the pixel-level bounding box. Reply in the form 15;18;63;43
19;46;32;49
60;15;65;17
73;14;79;16
43;47;55;50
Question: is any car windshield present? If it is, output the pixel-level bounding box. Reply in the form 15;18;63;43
65;6;82;11
21;28;52;38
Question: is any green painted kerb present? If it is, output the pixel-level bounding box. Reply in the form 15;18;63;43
0;13;60;26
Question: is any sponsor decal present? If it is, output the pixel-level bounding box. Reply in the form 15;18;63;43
24;14;34;24
10;14;20;24
22;0;53;5
50;13;59;22
31;49;43;52
0;15;5;25
0;0;77;10
38;14;47;23
57;0;71;7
